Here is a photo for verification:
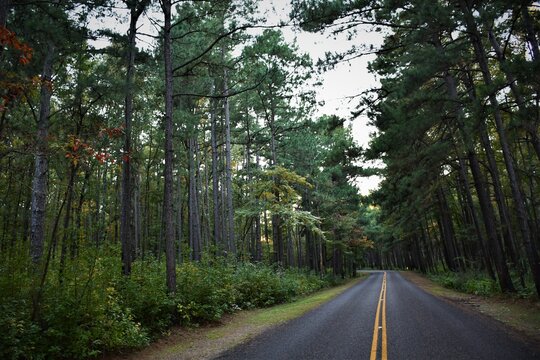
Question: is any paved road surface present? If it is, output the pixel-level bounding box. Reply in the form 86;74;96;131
216;271;540;360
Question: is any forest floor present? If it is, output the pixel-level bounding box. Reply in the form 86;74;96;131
402;271;540;343
104;275;368;360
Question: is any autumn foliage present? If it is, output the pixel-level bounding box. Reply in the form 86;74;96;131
0;26;33;111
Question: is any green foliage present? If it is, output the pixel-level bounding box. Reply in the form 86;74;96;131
0;248;150;359
429;272;498;297
175;262;236;324
0;250;331;359
118;260;176;335
234;264;325;308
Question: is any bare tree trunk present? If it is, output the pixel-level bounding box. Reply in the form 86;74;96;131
120;5;137;276
162;0;176;293
0;0;10;61
134;173;142;258
30;41;55;266
457;156;495;279
436;187;460;271
223;61;235;256
189;138;201;260
176;173;183;263
203;149;211;251
120;0;148;274
59;163;77;279
210;94;222;252
268;106;283;264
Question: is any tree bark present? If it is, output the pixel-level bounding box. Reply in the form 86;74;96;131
59;163;77;279
223;60;235;256
30;41;55;266
210;94;221;252
457;156;495;278
443;68;515;292
188;137;201;260
162;0;176;293
120;2;143;276
461;68;521;273
436;187;460;271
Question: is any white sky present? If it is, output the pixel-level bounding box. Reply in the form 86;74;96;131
261;1;383;195
90;0;383;195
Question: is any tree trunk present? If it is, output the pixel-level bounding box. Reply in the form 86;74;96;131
488;28;540;162
0;0;9;28
189;137;201;261
223;61;235;256
162;0;176;293
120;3;142;277
443;68;515;292
59;163;77;279
176;173;183;263
459;0;540;295
210;95;221;252
30;41;55;266
436;186;460;271
461;68;521;274
521;3;540;61
457;156;495;278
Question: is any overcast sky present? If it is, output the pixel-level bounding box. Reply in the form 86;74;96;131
90;0;383;195
258;1;383;195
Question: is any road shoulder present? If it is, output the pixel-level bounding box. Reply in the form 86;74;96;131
401;271;540;346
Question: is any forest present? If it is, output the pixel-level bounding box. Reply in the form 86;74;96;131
0;0;539;358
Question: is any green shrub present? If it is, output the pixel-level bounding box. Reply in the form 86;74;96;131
119;259;175;335
429;271;498;296
175;262;236;324
0;249;334;359
233;264;326;309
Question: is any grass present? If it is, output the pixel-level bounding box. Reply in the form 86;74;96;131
402;271;540;344
107;274;368;360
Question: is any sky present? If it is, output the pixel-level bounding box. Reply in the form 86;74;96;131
257;1;383;195
90;0;383;195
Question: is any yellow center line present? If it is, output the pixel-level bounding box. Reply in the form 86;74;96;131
370;272;388;360
382;273;387;360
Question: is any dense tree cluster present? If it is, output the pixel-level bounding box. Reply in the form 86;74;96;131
296;0;540;296
0;1;370;356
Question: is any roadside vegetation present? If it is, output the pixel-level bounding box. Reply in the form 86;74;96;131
427;272;503;297
0;249;339;359
112;275;365;360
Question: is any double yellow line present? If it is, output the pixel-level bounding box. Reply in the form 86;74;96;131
370;272;388;360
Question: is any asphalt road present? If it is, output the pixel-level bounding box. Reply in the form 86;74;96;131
215;271;540;360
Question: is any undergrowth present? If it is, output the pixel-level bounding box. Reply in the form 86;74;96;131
428;270;536;298
0;247;334;359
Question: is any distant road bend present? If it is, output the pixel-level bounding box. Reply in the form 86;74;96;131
216;271;540;360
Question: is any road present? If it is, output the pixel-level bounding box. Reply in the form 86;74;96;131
215;271;540;360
